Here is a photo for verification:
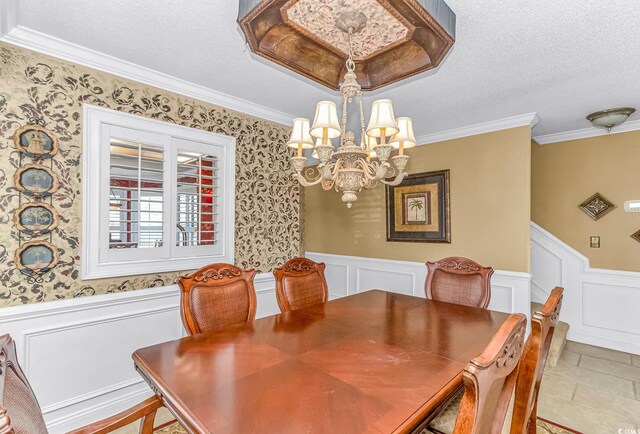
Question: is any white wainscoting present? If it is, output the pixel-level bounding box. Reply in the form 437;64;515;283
306;252;531;317
0;273;279;433
531;222;640;355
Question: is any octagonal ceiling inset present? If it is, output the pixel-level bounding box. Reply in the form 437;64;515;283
238;0;456;90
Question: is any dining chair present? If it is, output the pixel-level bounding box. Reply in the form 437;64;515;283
509;287;564;434
424;288;564;434
422;313;526;434
0;334;164;434
273;257;328;312
425;257;494;308
179;263;257;335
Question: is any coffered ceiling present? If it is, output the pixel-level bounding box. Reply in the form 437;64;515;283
3;0;640;141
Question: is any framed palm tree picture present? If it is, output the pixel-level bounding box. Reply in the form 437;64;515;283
386;170;450;242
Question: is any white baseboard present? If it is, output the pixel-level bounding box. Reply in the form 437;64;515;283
0;272;279;433
305;252;531;317
531;222;640;355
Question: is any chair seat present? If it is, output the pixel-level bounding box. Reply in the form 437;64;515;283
422;391;463;434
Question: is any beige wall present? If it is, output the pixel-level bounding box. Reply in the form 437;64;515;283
305;126;532;273
532;130;640;272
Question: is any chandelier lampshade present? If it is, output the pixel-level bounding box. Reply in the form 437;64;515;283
390;117;417;155
366;99;399;139
287;118;314;150
310;101;342;139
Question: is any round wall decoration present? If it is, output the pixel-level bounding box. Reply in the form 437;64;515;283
13;124;59;159
14;163;59;198
13;202;59;236
15;241;60;277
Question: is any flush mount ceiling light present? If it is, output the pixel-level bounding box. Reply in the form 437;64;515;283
586;107;636;132
237;0;455;90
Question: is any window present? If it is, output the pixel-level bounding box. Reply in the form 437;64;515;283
82;105;235;279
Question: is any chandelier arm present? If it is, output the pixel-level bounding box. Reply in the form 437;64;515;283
380;171;408;186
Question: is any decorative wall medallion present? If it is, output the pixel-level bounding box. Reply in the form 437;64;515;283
13;124;59;159
578;193;615;220
13;203;59;236
15;241;60;277
631;230;640;243
14;164;59;198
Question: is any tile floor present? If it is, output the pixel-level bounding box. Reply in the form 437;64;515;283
114;340;640;434
538;341;640;434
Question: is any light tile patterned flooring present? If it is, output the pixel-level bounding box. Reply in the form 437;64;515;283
538;341;640;434
114;341;640;434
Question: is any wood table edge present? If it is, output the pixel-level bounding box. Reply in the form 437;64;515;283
392;373;464;434
133;352;208;434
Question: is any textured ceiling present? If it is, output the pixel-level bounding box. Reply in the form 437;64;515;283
11;0;640;138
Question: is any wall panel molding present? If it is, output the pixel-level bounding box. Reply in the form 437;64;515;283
306;252;531;316
0;272;278;433
530;222;640;355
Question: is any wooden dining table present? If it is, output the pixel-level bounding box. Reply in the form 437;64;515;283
133;290;510;434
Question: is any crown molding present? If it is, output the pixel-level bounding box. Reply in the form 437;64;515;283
533;119;640;145
0;26;294;126
0;0;19;37
415;112;540;146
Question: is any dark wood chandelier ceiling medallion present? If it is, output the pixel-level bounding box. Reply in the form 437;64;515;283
238;0;456;90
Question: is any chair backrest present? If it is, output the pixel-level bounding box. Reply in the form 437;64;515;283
0;334;48;434
510;287;564;434
453;313;527;434
425;257;494;308
179;263;257;335
273;257;328;312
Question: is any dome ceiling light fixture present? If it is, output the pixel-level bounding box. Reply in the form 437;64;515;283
237;0;456;90
586;107;636;132
285;11;416;208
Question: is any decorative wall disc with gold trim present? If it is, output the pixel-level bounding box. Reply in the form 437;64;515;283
13;124;59;159
15;241;60;277
14;163;59;198
13;202;59;236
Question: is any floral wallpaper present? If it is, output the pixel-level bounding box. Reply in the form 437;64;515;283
0;42;302;307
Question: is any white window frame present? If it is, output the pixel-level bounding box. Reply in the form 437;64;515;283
82;104;236;280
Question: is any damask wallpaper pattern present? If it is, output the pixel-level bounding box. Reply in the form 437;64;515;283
0;42;302;306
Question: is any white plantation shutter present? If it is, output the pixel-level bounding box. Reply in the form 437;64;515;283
83;105;235;279
172;138;224;257
101;126;171;263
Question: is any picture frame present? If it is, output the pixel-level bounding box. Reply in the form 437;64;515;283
14;241;60;277
14;163;59;198
13;202;59;236
13;124;59;159
386;169;450;243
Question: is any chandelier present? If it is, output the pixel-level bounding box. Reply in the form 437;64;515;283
286;12;417;208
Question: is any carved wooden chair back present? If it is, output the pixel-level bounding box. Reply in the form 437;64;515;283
0;334;48;434
425;257;494;308
452;313;527;434
179;263;257;335
509;287;564;434
273;257;328;312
